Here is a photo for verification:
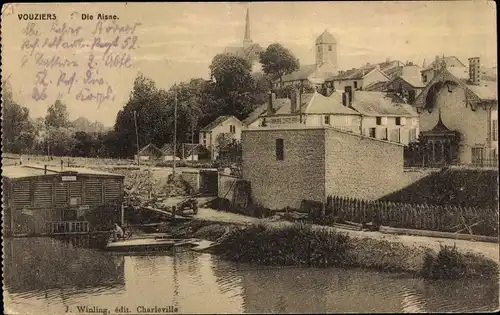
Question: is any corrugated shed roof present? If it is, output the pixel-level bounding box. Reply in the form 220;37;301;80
349;91;418;117
243;99;290;125
138;143;163;155
282;64;317;82
307;92;360;115
200;115;237;131
3;165;123;179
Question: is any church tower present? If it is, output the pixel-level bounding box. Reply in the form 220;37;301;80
243;8;253;49
315;30;337;68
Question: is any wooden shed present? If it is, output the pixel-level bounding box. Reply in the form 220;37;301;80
2;165;125;237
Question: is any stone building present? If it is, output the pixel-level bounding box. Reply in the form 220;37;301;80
241;126;406;210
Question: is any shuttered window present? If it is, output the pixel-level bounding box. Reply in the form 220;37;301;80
105;179;122;203
55;182;68;206
34;181;53;207
85;179;103;205
12;181;31;207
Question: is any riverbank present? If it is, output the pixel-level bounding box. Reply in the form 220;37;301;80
167;217;499;280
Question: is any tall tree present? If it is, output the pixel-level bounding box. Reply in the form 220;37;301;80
45;100;70;128
1;80;34;153
259;43;300;87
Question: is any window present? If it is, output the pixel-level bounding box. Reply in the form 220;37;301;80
408;90;416;103
472;147;484;165
409;128;417;142
493;120;498;141
353;81;358;89
229;125;236;133
203;132;206;140
328;45;332;51
423;75;427;84
395;117;401;126
276;139;284;161
369;128;376;138
376;117;382;125
324;115;330;125
317;46;321;53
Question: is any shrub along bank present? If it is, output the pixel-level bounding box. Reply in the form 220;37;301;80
174;220;499;280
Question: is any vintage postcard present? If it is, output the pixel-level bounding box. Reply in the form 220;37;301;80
1;1;499;314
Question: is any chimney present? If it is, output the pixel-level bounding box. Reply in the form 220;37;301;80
267;91;274;115
342;92;347;106
290;89;298;113
345;86;353;105
44;165;47;174
468;57;481;85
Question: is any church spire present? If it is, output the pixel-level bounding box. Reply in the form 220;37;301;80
243;8;252;49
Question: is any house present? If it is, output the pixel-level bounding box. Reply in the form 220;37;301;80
346;89;420;145
241;126;406;210
242;97;290;127
413;57;498;166
135;143;164;161
420;55;466;85
279;30;338;89
199;115;246;160
161;143;181;161
2;165;124;236
257;87;419;145
180;143;210;161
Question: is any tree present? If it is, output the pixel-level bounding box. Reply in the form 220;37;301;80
215;133;242;164
45;100;70;128
259;43;300;87
1;80;34;153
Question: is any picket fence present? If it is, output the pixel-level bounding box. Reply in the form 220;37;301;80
323;195;499;237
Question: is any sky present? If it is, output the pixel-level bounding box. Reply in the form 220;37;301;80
1;1;497;126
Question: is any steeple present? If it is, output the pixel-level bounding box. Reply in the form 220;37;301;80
243;8;252;49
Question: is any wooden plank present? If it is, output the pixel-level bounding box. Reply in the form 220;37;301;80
379;225;498;243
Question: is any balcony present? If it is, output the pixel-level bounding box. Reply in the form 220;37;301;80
48;221;90;235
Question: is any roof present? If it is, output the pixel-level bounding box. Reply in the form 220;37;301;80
364;81;389;92
332;60;404;81
243;98;289;125
316;30;336;44
200;115;240;132
282;64;318;82
306;91;360;115
3;165;124;180
421;56;466;72
348;91;418;117
273;93;314;115
395;75;425;88
138;143;163;155
161;143;177;155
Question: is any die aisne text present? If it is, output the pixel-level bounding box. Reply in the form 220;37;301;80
82;13;119;20
18;13;57;20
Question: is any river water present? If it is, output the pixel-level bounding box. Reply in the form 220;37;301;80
3;238;499;314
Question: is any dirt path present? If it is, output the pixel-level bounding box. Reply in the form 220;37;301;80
195;208;500;262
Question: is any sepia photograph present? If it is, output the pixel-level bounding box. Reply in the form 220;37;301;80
1;1;499;314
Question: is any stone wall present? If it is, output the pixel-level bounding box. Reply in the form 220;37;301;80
242;128;326;210
324;129;405;200
218;173;239;200
181;170;200;192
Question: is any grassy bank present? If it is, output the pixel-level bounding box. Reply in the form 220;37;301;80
172;220;499;280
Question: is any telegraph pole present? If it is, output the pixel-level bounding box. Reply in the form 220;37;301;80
173;84;177;176
133;110;140;166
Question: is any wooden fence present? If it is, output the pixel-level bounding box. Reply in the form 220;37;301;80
323;195;499;237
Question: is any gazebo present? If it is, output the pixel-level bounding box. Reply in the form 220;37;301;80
420;110;461;166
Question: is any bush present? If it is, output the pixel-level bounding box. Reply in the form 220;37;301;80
421;245;467;279
218;223;353;267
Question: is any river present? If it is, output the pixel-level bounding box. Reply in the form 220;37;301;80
3;238;498;314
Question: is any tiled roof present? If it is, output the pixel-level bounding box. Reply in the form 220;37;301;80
273;93;314;115
364;81;389;92
282;64;318;82
307;91;360;115
243;98;290;125
447;67;497;101
200;115;237;132
349;91;418;117
333;60;400;81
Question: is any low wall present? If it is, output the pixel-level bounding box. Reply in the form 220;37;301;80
182;170;200;193
218;174;239;200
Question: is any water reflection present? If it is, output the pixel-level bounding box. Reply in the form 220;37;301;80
3;238;498;314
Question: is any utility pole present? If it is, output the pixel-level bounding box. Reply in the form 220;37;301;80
173;84;177;176
133;110;140;166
